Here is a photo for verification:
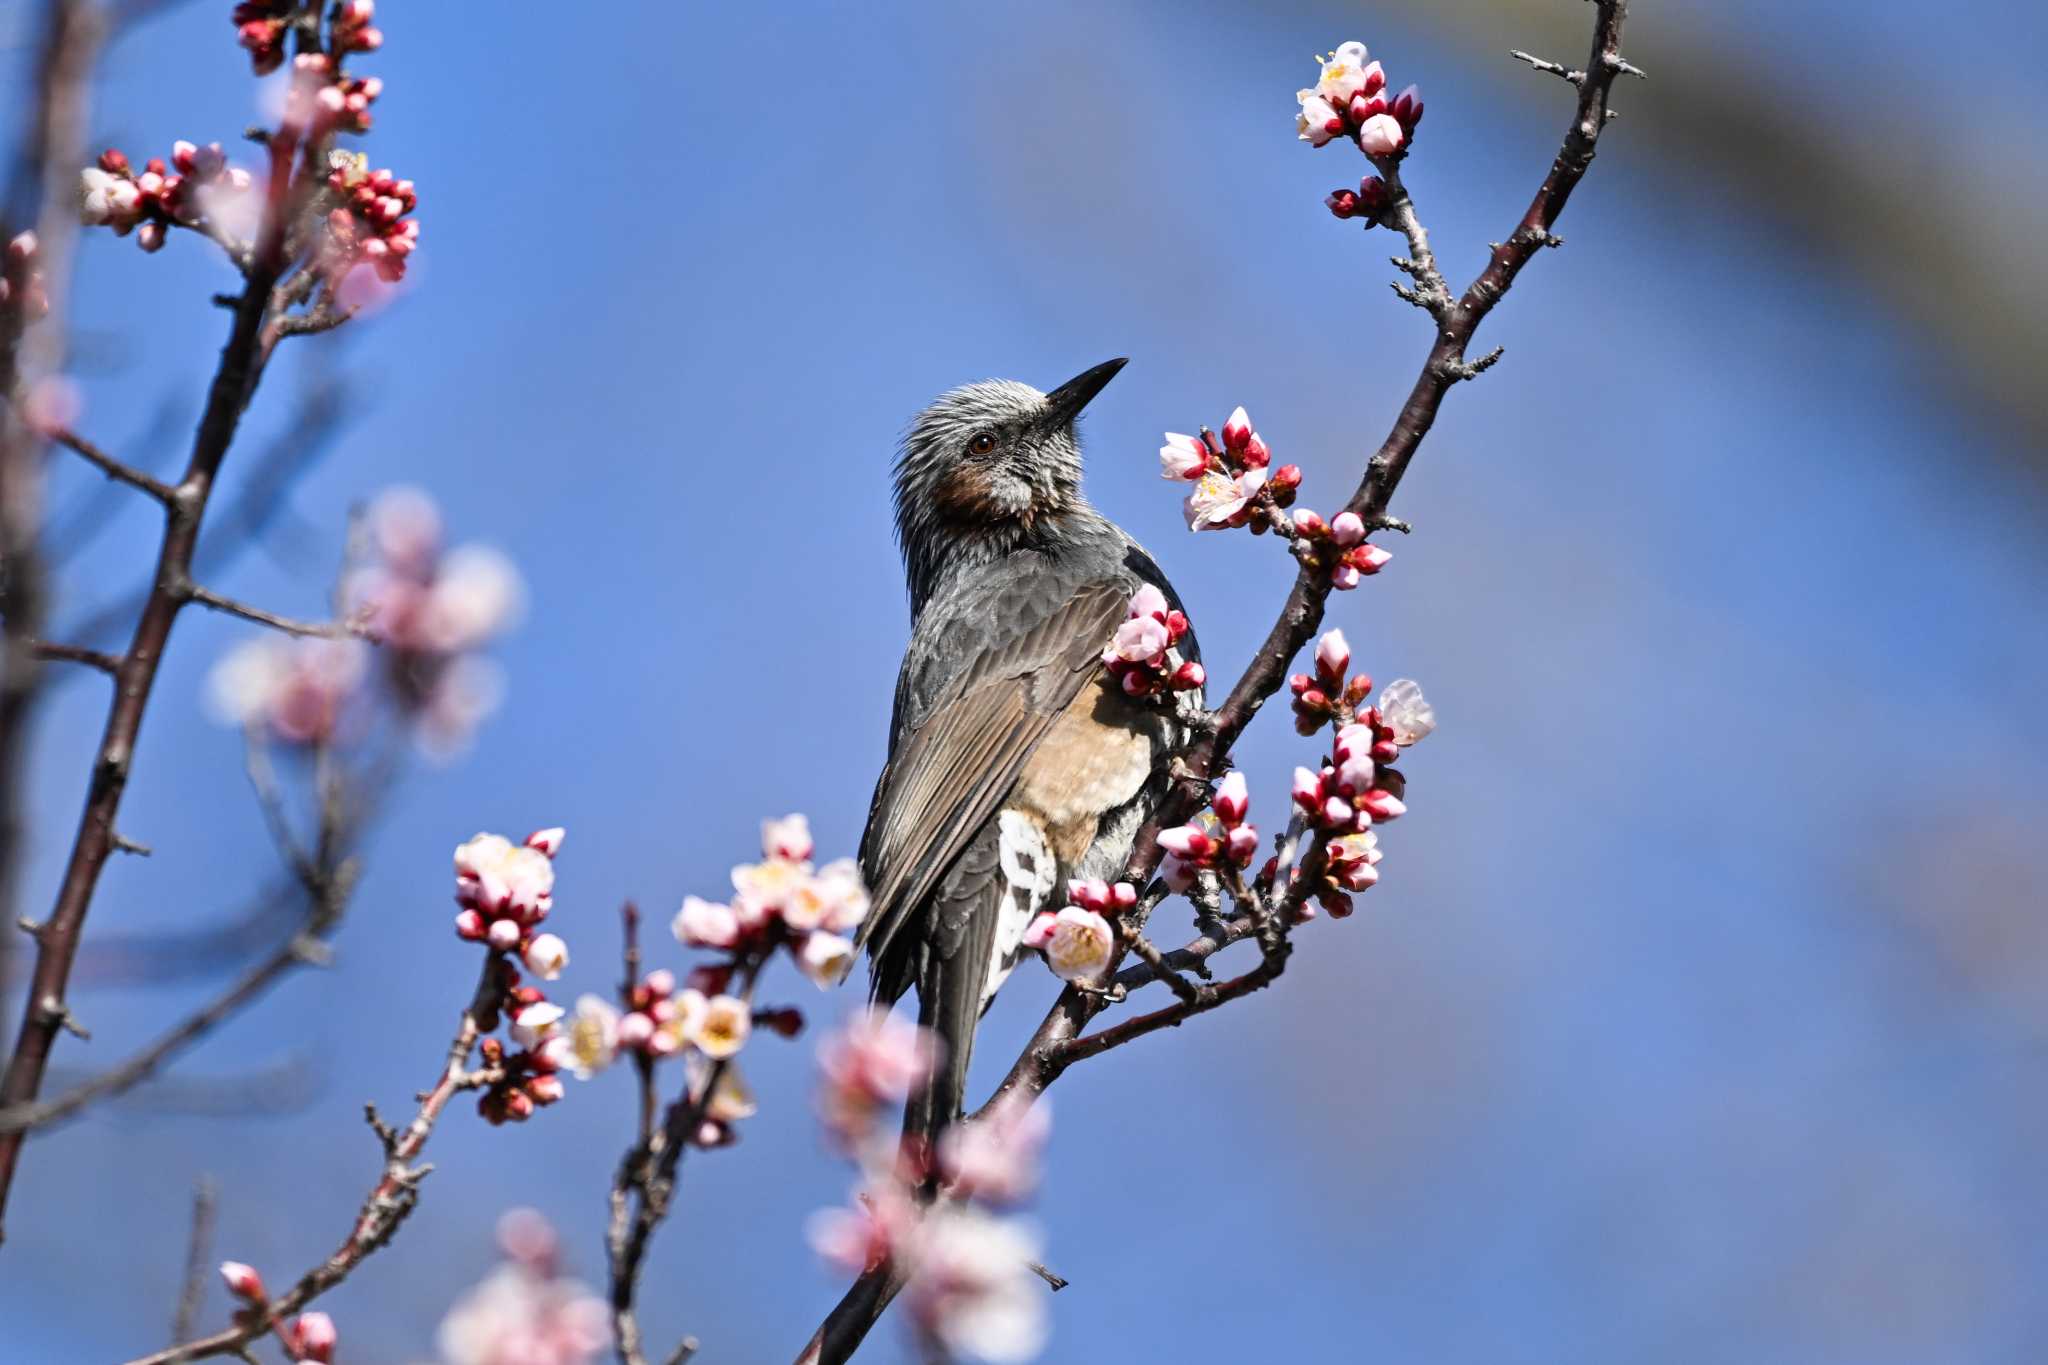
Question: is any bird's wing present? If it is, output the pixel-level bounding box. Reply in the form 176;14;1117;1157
856;579;1130;982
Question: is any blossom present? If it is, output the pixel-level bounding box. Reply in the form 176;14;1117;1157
1110;614;1168;663
1158;432;1209;480
938;1094;1050;1206
1183;467;1264;531
454;831;557;926
905;1208;1047;1364
1316;42;1380;104
418;545;523;653
797;930;856;988
809;1185;918;1278
205;636;368;746
78;166;143;228
1098;585;1200;699
510;1001;564;1049
695;994;751;1060
435;1245;610;1365
673;895;740;948
1378;678;1436;746
1314;628;1351;684
818;1010;938;1145
1358;112;1405;157
1295;91;1343;147
761;812;815;862
566;995;618;1079
522;933;569;981
1043;906;1113;981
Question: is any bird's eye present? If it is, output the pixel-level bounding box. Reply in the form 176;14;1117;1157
967;431;998;456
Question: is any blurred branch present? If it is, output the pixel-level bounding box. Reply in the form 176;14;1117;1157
800;3;1636;1359
124;953;508;1365
170;1178;217;1345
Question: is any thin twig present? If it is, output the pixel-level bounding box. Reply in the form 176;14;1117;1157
120;954;505;1365
182;583;362;639
170;1178;219;1345
42;423;175;501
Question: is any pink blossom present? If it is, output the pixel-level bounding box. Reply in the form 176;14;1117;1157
616;1011;655;1052
904;1208;1047;1364
454;832;556;924
1043;907;1113;982
1110;614;1168;664
809;1186;918;1277
205;637;367;746
1358;112;1405;157
1291;766;1325;811
1183;468;1263;531
435;1248;610;1365
1357;788;1407;822
818;1010;938;1145
1158;432;1210;481
1156;824;1215;861
1315;42;1375;104
486;919;521;951
1021;912;1058;950
526;827;566;857
797;930;857;988
761;812;815;862
1220;405;1253;453
1295;91;1343;147
673;895;740;948
939;1093;1050;1206
695;995;751;1059
510;1001;564;1050
1330;511;1366;546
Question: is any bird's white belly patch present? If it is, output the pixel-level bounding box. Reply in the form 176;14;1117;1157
988;810;1057;1009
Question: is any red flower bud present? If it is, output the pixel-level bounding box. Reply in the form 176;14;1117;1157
1326;189;1359;220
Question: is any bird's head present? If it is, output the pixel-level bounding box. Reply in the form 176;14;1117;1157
892;358;1126;608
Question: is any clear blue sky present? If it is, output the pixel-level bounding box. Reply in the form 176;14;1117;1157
6;2;2047;1361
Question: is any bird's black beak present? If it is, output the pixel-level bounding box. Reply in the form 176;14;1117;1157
1040;357;1128;430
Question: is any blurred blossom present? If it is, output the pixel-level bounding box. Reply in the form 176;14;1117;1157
205;635;368;745
938;1094;1050;1207
565;995;618;1079
817;1010;938;1147
434;1210;609;1365
695;994;752;1060
905;1208;1047;1364
808;1185;918;1278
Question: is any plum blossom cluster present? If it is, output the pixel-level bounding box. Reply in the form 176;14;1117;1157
345;485;523;755
1160;406;1301;533
672;814;870;991
809;1015;1052;1362
1156;768;1262;894
570;968;755;1067
0;231;48;319
235;0;382;75
79;143;255;253
1296;42;1426;223
1021;878;1132;983
217;1262;335;1361
1283;630;1436;918
445;827;590;1123
323;151;418;283
433;1208;610;1365
1287;507;1392;591
1100;584;1203;698
206;636;368;746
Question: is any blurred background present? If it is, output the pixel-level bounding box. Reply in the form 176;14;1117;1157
5;0;2047;1360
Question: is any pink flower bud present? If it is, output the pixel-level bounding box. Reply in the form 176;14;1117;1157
761;813;814;862
1225;825;1260;865
136;221;165;253
1358;789;1407;822
522;932;569;981
1067;878;1112;912
1326;189;1359;220
674;895;740;948
642;967;677;999
532;1034;576;1073
171;140;197;173
1111;881;1138;910
1289;672;1315;696
1292;767;1324;809
1391;84;1424;130
453;909;487;941
1350;543;1393;573
527;1073;566;1105
1322;796;1354;828
1158;433;1210;481
617;1011;655;1050
1170;659;1206;691
1332;564;1362;591
1358;176;1389;213
1358;113;1405;158
503;1087;536;1119
525;826;565;857
1269;464;1302;497
289;1311;337;1362
1360;60;1387;98
1156;825;1214;861
219;1261;265;1301
1292;509;1327;538
1241;432;1271;469
1333;753;1376;799
1330;512;1365;546
1212;771;1250;827
486;918;521;951
1021;911;1058;950
1221;406;1253;453
1314;629;1350;684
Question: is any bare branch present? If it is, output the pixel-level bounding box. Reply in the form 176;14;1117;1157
181;583;365;640
27;638;120;673
42;423;175;502
170;1178;219;1345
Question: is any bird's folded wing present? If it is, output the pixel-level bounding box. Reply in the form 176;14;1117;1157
856;580;1130;974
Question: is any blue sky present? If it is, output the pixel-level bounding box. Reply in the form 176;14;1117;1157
6;2;2047;1362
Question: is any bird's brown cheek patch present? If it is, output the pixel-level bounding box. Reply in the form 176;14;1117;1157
932;464;1035;530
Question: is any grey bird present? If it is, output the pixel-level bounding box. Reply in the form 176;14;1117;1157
855;357;1202;1162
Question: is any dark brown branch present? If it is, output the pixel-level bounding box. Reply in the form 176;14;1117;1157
800;5;1634;1359
43;423;174;502
120;954;505;1365
27;638;120;673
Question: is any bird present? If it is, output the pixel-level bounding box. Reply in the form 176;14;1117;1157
855;357;1202;1165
